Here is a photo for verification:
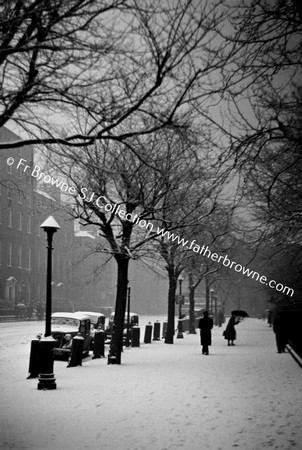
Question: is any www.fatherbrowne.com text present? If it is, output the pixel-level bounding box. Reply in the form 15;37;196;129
80;191;294;298
7;157;294;298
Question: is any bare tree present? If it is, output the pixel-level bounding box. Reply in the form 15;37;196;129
47;126;217;362
0;1;246;152
239;86;302;305
185;211;235;334
0;0;127;132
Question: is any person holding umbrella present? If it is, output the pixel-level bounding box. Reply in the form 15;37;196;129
224;310;248;346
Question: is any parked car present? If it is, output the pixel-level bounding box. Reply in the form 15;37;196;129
51;312;92;359
75;311;105;348
75;311;105;330
105;312;139;343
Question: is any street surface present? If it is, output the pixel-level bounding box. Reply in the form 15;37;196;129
0;317;301;450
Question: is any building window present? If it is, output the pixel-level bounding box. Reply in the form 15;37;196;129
27;194;32;208
18;212;22;231
17;190;22;203
18;245;22;268
27;215;32;233
17;283;22;301
7;208;12;227
7;242;12;266
28;249;31;270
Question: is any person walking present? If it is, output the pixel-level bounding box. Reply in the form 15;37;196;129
273;311;289;353
224;313;240;346
198;311;213;355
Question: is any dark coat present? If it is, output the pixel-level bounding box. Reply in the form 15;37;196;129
273;313;289;352
198;316;213;346
224;315;239;341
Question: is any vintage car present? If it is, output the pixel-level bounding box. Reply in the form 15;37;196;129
75;311;105;348
105;312;139;343
51;312;92;359
75;311;105;330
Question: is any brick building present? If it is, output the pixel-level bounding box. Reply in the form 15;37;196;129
0;127;74;313
0;126;168;317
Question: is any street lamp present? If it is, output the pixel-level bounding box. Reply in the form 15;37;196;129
210;288;218;325
40;216;61;337
125;284;131;347
178;275;184;319
38;215;60;390
210;288;214;316
177;275;184;339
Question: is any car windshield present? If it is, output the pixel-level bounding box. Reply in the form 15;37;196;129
51;317;79;327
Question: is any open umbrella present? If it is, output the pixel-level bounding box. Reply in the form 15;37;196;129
231;310;249;317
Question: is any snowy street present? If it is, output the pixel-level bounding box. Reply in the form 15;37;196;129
0;317;301;450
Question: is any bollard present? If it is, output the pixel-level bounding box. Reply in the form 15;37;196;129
37;336;57;390
131;326;140;347
177;319;184;338
27;336;42;379
144;322;153;344
162;321;167;339
67;334;84;367
153;321;161;341
92;330;105;359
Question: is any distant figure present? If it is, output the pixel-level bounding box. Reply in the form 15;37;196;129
26;303;33;320
224;313;240;346
273;312;289;353
267;309;273;327
217;310;224;327
36;303;43;321
198;311;213;355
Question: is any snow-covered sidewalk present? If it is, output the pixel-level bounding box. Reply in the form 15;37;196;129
0;318;301;450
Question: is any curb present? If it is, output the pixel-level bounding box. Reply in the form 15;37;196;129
287;344;302;368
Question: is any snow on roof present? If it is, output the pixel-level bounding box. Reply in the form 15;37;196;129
51;312;91;320
75;311;105;318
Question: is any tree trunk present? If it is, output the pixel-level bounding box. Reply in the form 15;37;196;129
205;275;210;312
108;256;130;364
165;269;177;344
189;274;196;334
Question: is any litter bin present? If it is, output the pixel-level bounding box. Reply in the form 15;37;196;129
144;323;152;344
27;335;42;379
67;334;84;367
153;321;161;340
131;326;140;347
92;330;105;358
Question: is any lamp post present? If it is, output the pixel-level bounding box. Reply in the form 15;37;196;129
210;288;214;317
177;275;184;339
178;276;184;319
125;285;131;347
41;216;60;337
38;215;60;390
57;282;63;311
